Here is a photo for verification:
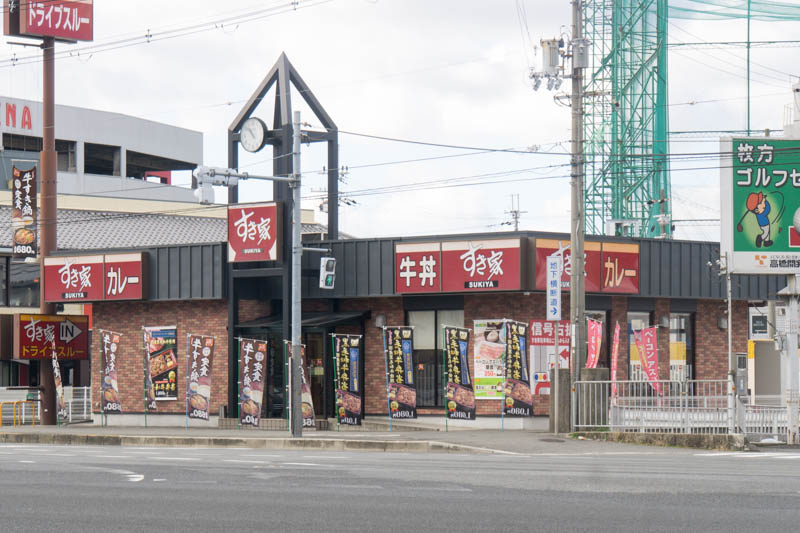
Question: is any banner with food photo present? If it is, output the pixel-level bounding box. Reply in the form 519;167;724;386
144;326;179;405
47;334;66;419
186;334;215;421
473;320;506;400
444;326;475;420
239;338;267;426
384;326;416;419
503;320;533;416
334;334;362;426
100;330;122;413
11;165;37;260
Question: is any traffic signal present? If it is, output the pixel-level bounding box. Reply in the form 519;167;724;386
319;257;336;289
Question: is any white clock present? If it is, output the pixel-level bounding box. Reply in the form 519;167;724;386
240;117;267;153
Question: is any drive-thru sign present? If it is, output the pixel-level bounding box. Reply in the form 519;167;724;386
15;314;89;360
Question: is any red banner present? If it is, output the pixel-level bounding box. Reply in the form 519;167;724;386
18;1;94;41
15;314;89;360
535;239;639;294
99;330;122;413
586;319;602;369
610;322;620;398
227;202;282;263
634;327;661;394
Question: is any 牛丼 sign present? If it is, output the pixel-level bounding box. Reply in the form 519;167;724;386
43;253;146;302
14;314;89;360
4;0;94;42
721;137;800;274
395;238;522;294
227;202;282;263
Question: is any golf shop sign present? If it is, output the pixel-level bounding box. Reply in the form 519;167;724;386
721;137;800;274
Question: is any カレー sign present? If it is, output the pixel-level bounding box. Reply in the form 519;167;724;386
227;202;282;263
721;138;800;274
43;253;146;302
15;314;89;360
11;166;37;259
395;238;522;294
4;1;94;42
535;239;639;294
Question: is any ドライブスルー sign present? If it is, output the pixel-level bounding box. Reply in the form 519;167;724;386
15;314;89;360
5;1;95;42
721;137;800;274
227;202;282;263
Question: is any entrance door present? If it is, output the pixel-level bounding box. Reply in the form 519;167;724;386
303;332;326;417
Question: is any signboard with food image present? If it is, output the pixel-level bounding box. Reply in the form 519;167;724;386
334;334;363;426
46;332;66;419
11;165;37;260
384;326;416;419
144;326;178;406
444;326;475;420
473;320;506;400
503;320;533;417
239;338;267;427
100;329;122;413
186;334;215;421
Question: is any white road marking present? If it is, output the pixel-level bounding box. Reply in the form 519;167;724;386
414;487;473;492
241;454;282;458
126;475;144;482
282;462;321;467
152;457;200;461
41;453;76;457
18;460;34;464
153;479;166;482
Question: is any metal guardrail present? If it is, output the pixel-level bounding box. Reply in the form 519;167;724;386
1;386;91;425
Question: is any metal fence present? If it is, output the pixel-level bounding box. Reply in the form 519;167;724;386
0;386;91;425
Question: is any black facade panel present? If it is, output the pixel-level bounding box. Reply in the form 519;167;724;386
169;247;180;299
586;295;612;311
368;241;382;295
356;240;369;296
670;299;696;313
628;298;655;312
344;241;357;296
157;247;170;299
381;240;395;295
191;246;202;298
403;294;464;311
180;247;191;297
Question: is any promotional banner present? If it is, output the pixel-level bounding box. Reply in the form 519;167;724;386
504;321;532;416
144;326;178;407
385;326;416;419
635;327;661;394
473;320;506;400
100;330;122;413
586;319;602;369
611;322;621;398
444;326;475;420
47;334;66;419
240;338;267;426
187;334;215;421
11;165;37;260
334;334;363;426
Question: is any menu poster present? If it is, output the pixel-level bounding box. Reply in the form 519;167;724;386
144;326;178;406
385;326;416;419
187;335;215;421
504;321;533;417
47;333;66;419
240;338;267;427
473;320;506;400
11;165;37;260
444;326;475;420
100;330;122;413
334;334;363;426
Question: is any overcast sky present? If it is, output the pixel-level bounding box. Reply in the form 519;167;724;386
2;0;798;241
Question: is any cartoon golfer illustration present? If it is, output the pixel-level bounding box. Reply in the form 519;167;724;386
739;192;773;247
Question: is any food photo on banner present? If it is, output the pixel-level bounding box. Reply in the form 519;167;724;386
384;326;416;419
239;338;267;427
11;165;37;260
48;336;66;419
100;330;122;414
144;326;179;408
503;320;532;417
444;326;475;420
186;335;215;421
473;320;506;400
334;334;363;426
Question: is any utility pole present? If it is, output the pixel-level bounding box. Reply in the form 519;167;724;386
505;194;527;231
290;111;303;437
569;0;588;431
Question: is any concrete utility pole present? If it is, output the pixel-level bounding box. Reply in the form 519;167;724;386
290;111;303;438
569;0;587;430
778;275;800;444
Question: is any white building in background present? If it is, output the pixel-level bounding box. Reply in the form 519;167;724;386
0;95;201;202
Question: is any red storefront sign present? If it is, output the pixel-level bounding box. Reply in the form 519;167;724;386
535;239;639;294
44;253;146;303
15;314;89;360
5;1;94;42
227;202;282;263
441;239;521;292
395;242;441;294
395;238;522;294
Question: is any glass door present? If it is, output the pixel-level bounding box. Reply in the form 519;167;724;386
303;332;326;417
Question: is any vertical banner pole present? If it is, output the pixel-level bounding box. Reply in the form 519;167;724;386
554;321;560;433
442;326;448;433
100;330;105;428
331;334;340;432
237;338;242;431
382;326;392;432
501;320;507;432
142;328;148;429
283;341;289;432
185;333;190;431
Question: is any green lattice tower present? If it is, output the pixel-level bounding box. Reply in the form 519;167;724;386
583;0;671;238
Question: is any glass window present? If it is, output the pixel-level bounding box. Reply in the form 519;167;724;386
408;309;464;408
9;260;38;308
669;313;694;379
627;311;651;380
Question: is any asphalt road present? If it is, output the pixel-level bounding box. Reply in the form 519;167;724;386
1;444;799;532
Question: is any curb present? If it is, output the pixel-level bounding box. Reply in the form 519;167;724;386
571;431;747;451
0;432;508;455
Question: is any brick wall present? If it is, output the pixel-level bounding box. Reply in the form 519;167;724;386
695;299;747;380
92;300;228;416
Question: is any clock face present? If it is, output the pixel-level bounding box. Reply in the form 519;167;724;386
240;117;266;153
